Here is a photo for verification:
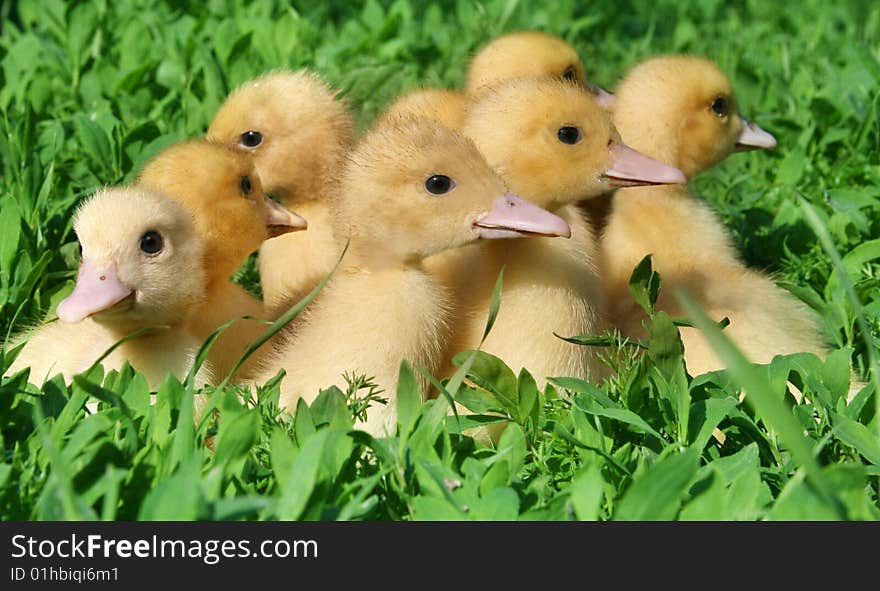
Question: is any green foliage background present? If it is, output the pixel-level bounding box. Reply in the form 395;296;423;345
0;0;877;520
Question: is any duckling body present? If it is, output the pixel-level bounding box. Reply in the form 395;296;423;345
448;204;603;381
267;261;451;433
5;187;211;389
599;55;826;375
446;78;684;386
256;118;570;436
136;140;306;380
7;320;206;389
257;201;340;314
206;70;354;317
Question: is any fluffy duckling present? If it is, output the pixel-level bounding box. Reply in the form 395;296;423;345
206;70;355;316
254;117;571;436
136;140;306;381
598;55;827;375
444;78;685;387
375;31;611;136
5;187;211;389
465;30;615;106
373;88;468;130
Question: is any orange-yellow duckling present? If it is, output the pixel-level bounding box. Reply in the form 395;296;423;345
207;70;355;316
254;117;571;436
5;187;212;389
444;77;685;386
136;139;306;381
597;55;828;376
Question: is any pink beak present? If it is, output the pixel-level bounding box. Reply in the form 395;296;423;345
474;193;572;239
603;142;687;187
56;260;134;323
266;198;308;238
735;118;777;151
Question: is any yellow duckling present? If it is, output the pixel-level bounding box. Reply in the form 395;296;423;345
376;30;612;133
373;88;468;130
465;30;614;105
206;70;355;316
446;77;685;386
136;140;306;381
254;117;571;436
598;55;827;375
5;187;212;389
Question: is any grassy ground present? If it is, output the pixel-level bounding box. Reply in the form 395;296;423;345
0;0;878;520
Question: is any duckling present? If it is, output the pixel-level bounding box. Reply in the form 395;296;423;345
136;139;306;381
5;187;212;389
374;88;468;130
254;117;571;436
374;31;612;137
206;70;355;316
598;55;826;375
445;78;685;387
465;30;615;106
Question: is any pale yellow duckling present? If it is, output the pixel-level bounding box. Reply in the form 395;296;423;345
254;117;571;436
206;70;355;316
446;77;685;386
598;55;826;375
5;187;212;389
136;140;306;381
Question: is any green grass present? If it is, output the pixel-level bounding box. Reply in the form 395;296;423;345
0;0;878;521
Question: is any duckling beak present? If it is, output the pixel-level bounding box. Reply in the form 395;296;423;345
474;193;572;239
588;84;616;109
265;197;308;238
603;142;688;187
56;260;134;323
735;119;777;151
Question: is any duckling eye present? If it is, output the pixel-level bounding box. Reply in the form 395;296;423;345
139;231;163;255
239;130;263;148
711;96;729;117
557;126;583;145
240;176;253;196
425;174;455;195
562;66;578;82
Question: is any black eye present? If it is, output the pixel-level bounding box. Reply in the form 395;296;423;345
557;126;582;144
239;130;263;148
240;176;252;196
139;231;163;255
562;66;578;82
425;174;454;195
711;96;729;117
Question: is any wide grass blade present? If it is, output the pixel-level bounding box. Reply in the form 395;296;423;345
800;197;879;434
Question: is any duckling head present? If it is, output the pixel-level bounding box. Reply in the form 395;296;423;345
463;77;686;211
611;55;777;178
374;88;468;131
465;31;614;107
333;116;571;263
136;139;307;282
206;69;355;205
56;187;205;329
